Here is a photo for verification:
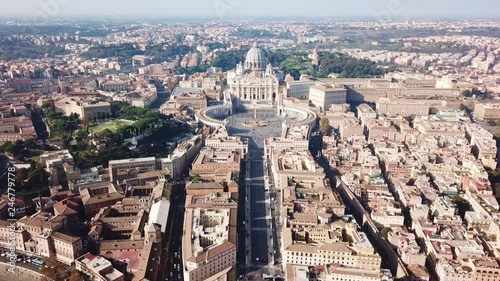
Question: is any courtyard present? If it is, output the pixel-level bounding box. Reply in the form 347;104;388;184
89;119;136;133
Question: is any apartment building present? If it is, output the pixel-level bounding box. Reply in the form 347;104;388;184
88;205;162;281
286;263;381;281
78;182;124;217
357;103;377;125
264;125;310;159
282;229;381;270
309;84;347;111
108;157;158;183
191;148;241;176
0;115;36;144
161;135;203;179
100;81;129;92
376;98;430;117
435;260;474;281
340;119;365;140
0;212;81;265
286;80;317;99
52;232;83;265
474;103;500;120
465;123;494;146
270;149;325;190
75;254;124;281
471;138;497;169
161;88;208;115
204;126;248;157
182;193;238;281
40;150;80;186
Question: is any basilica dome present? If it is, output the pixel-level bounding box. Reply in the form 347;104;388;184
245;42;266;70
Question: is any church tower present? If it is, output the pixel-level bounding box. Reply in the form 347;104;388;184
265;63;273;77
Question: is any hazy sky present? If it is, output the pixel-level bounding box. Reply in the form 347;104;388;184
1;0;499;19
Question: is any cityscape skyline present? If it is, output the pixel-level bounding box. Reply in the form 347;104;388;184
1;0;500;19
0;4;500;281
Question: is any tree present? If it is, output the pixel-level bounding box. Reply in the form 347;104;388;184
381;227;393;239
191;174;202;183
75;129;88;138
69;271;84;281
81;115;90;128
452;196;472;219
24;139;37;149
461;89;472;97
0;142;15;154
27;167;50;189
16;168;29;183
320;117;330;135
41;100;55;112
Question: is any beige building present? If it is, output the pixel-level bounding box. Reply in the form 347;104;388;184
162;88;208;115
309;84;347;111
286;80;317;100
376;98;430;117
282;228;381;269
357;103;377;125
40;150;81;186
270;149;325;190
0;212;81;265
182;193;238;281
204;126;248;157
471;138;497;169
286;263;381;281
109;157;158;183
0;115;36;144
340;119;364;140
161;135;203;179
52;232;83;265
78;181;124;217
54;97;111;119
474;103;500;120
191;148;241;177
75;254;124;281
82;103;112;119
88;204;162;281
264;125;310;159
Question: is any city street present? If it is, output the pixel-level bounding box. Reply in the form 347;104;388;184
161;182;186;281
227;106;285;279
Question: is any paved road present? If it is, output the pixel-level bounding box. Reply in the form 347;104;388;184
248;149;268;264
226;107;284;279
161;183;186;281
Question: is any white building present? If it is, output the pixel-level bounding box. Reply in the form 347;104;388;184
309;84;347;111
228;42;280;106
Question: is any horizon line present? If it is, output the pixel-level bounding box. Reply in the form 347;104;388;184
1;15;500;22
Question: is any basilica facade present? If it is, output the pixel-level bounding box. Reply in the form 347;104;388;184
227;42;280;106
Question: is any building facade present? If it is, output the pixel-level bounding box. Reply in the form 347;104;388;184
228;42;280;106
309;85;347;111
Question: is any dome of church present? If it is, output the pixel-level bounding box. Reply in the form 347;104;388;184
245;42;266;70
